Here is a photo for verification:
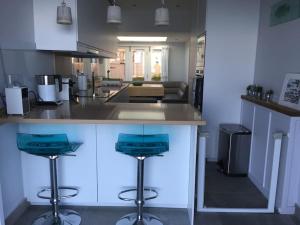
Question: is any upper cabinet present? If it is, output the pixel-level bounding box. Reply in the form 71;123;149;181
0;0;117;58
34;0;117;57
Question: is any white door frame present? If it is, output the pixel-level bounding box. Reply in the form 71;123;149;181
197;132;283;213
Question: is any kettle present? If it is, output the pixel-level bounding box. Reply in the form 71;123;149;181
36;75;63;103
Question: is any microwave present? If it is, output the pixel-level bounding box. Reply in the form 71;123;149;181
5;87;30;115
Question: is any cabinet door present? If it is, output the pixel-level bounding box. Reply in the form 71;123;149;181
249;106;271;196
266;112;290;208
33;0;78;51
77;0;117;57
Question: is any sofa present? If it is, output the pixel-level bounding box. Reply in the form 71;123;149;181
108;81;188;104
162;82;188;103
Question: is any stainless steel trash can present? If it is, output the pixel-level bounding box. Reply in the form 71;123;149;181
217;124;251;176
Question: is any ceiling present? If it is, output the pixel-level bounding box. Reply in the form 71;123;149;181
118;0;194;10
114;0;196;42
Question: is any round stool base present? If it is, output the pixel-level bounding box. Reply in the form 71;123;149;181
116;213;163;225
32;209;81;225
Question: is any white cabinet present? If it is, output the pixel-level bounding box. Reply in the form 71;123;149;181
241;99;300;214
33;0;117;57
0;0;117;57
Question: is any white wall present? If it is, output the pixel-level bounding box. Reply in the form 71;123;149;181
0;124;24;219
0;50;55;94
168;43;188;82
254;0;300;101
203;0;260;160
250;0;300;210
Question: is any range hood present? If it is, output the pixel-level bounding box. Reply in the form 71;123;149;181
55;42;117;59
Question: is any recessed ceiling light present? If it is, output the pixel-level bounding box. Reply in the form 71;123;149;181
117;36;168;42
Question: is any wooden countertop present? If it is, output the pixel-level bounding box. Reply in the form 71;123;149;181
0;100;206;126
241;95;300;117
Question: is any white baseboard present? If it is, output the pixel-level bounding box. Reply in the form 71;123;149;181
5;199;30;225
248;173;268;198
277;206;295;215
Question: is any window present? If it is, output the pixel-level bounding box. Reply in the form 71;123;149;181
132;49;145;81
109;49;126;80
151;48;162;81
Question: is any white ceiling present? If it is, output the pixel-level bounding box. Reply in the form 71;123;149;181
114;0;196;43
118;0;194;11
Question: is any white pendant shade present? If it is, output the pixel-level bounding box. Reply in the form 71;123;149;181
57;1;72;25
155;7;169;26
107;5;122;24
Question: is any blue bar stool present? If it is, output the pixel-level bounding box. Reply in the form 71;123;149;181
17;133;82;225
115;134;169;225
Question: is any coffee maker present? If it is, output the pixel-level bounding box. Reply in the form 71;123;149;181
36;75;63;104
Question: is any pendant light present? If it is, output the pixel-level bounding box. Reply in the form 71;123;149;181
107;0;122;24
57;0;72;25
155;0;169;26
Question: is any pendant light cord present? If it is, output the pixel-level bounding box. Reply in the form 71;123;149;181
161;0;165;7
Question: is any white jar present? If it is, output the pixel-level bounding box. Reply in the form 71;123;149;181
78;74;88;91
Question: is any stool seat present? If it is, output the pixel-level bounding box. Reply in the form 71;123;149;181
16;133;82;225
115;134;169;157
17;133;81;156
115;133;169;225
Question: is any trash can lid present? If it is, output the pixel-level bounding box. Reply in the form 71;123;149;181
220;124;251;134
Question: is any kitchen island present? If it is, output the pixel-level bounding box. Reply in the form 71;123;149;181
0;100;205;225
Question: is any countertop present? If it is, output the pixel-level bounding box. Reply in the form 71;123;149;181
0;99;206;125
241;95;300;117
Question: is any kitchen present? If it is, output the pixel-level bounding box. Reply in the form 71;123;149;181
1;0;300;225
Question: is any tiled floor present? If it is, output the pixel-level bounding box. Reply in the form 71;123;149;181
13;206;189;225
205;162;268;208
13;206;300;225
195;212;300;225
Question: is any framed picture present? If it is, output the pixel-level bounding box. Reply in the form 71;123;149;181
270;0;300;26
279;73;300;110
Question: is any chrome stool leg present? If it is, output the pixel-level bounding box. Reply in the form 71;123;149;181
116;157;163;225
32;156;81;225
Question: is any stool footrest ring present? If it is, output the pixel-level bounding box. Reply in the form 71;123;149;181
37;186;79;200
118;187;158;201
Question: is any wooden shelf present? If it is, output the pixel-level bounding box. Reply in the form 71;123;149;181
241;95;300;117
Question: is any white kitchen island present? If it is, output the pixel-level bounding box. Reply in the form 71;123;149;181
0;101;205;225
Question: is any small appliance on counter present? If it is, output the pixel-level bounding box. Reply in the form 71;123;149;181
36;75;63;105
5;87;30;115
58;78;71;101
78;73;88;91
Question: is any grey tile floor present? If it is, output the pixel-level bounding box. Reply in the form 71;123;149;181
195;212;300;225
13;205;300;225
205;162;268;208
13;206;189;225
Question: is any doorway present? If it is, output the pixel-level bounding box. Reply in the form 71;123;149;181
108;46;167;82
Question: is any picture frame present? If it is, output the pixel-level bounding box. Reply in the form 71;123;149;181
270;0;300;26
279;73;300;110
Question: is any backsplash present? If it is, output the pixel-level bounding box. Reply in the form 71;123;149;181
0;49;55;107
